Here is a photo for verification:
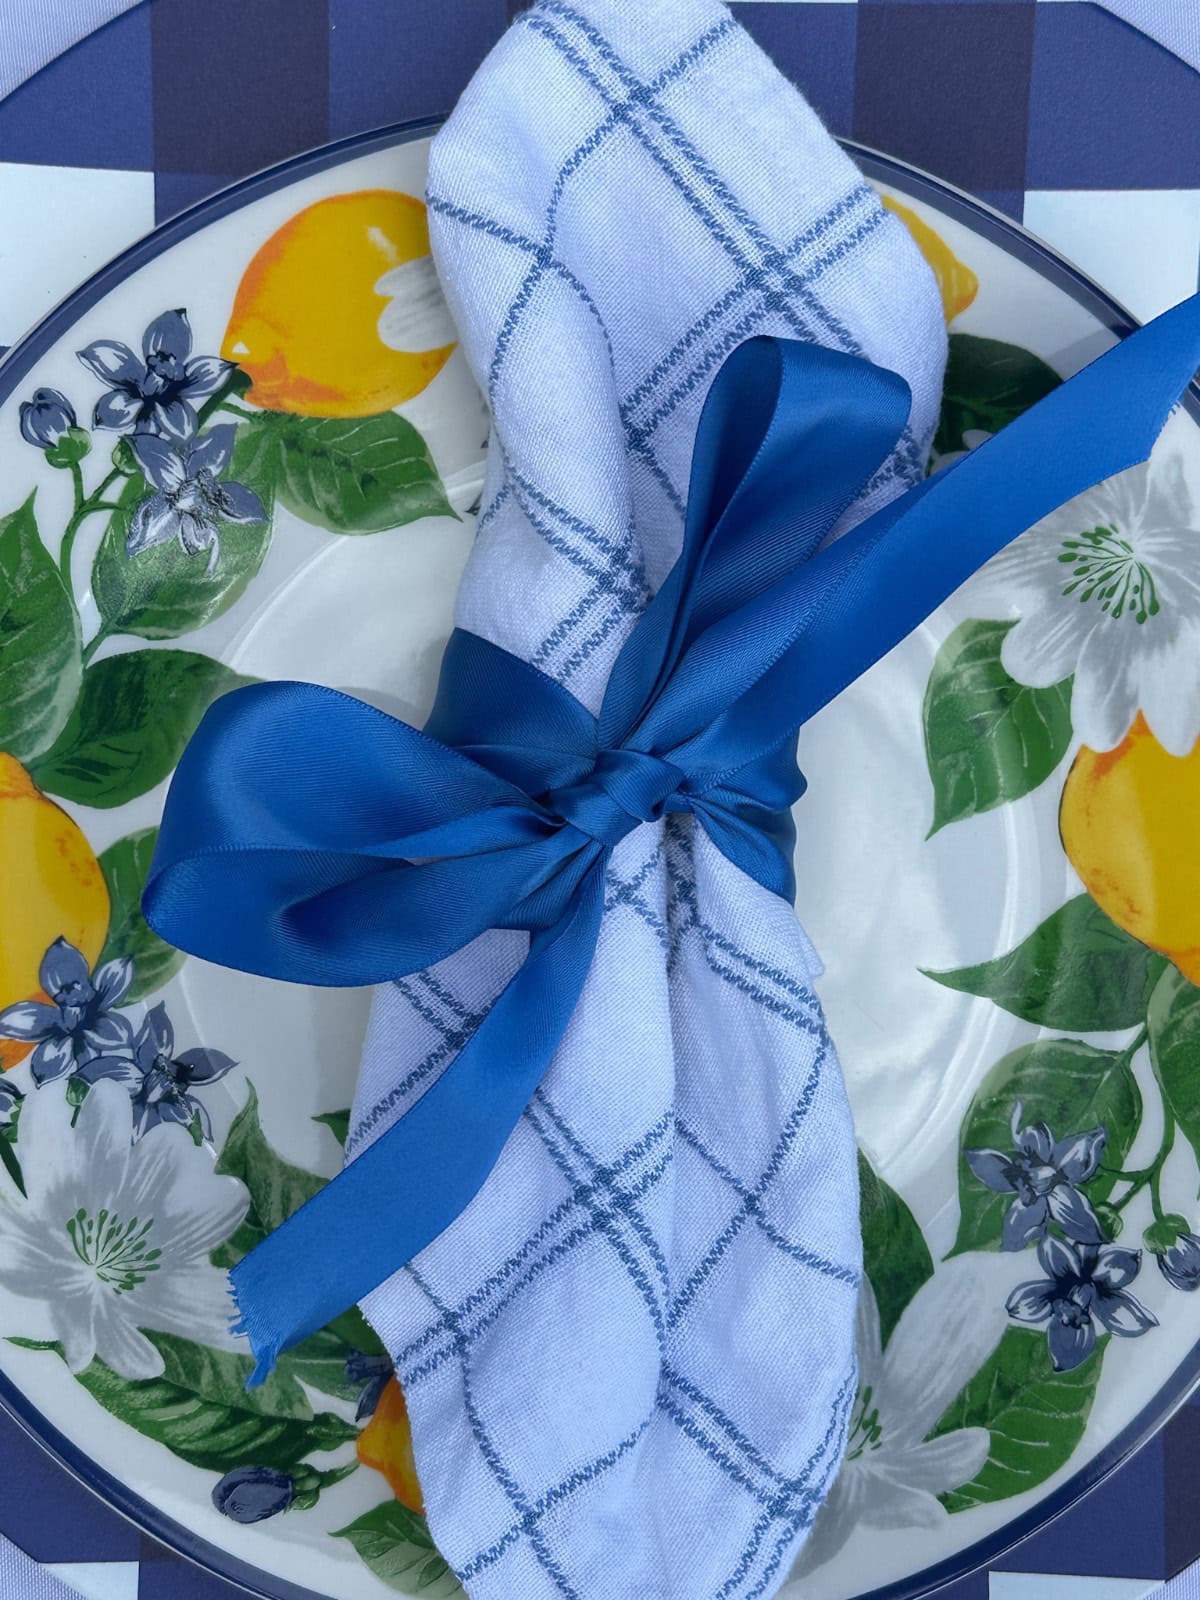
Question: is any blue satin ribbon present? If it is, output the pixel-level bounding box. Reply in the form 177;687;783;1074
145;302;1200;1381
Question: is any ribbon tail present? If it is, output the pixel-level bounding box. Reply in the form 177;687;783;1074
229;863;608;1384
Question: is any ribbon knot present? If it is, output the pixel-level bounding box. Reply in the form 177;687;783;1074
141;306;1200;1382
548;748;686;846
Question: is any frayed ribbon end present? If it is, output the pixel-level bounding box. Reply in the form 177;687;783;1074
229;1268;282;1391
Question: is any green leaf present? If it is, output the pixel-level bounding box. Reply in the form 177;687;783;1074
278;1327;359;1402
858;1150;933;1347
952;1039;1142;1256
0;495;82;762
28;648;251;808
931;1327;1104;1509
19;1339;355;1472
97;828;184;1001
1148;965;1200;1157
326;1304;387;1356
214;1081;326;1243
209;1220;264;1271
333;1501;464;1596
926;896;1165;1032
0;1136;25;1197
91;429;275;640
278;1308;386;1399
313;1107;351;1147
935;333;1063;457
923;619;1073;834
236;410;456;535
145;1330;313;1421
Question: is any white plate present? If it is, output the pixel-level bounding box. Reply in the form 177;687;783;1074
0;125;1198;1600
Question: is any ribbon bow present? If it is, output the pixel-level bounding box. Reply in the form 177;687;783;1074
146;302;1200;1380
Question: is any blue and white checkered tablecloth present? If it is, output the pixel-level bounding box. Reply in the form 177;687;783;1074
0;3;1198;1599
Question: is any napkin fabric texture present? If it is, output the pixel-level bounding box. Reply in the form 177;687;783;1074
349;3;946;1595
1099;1;1200;76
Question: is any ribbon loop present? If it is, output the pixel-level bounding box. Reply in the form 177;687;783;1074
143;300;1200;1382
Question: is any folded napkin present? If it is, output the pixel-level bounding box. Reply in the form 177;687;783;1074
348;3;946;1594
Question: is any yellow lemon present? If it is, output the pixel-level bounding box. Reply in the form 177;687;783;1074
0;754;110;1070
883;196;979;323
1060;715;1200;984
222;190;456;418
356;1376;425;1514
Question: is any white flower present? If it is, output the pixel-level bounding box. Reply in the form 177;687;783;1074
973;452;1200;755
0;1081;248;1380
792;1256;1008;1579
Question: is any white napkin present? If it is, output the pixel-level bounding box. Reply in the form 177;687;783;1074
350;2;946;1595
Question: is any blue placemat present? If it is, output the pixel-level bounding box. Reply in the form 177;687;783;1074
0;3;1198;1598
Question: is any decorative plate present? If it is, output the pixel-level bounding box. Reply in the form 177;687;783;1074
0;123;1197;1600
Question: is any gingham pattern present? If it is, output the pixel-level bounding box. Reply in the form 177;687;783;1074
2;5;1200;1600
346;3;945;1596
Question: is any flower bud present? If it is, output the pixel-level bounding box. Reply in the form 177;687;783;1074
1094;1202;1123;1243
111;436;139;475
1143;1213;1190;1254
211;1465;295;1523
1155;1226;1200;1293
19;388;76;450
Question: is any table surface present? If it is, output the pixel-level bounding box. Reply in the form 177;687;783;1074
0;3;1198;1599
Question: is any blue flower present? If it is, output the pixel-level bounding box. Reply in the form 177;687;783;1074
1007;1235;1157;1371
212;1466;295;1524
346;1350;394;1421
0;1078;23;1129
0;939;133;1085
126;426;265;575
77;309;233;440
123;1003;236;1141
966;1102;1106;1249
1155;1227;1200;1292
19;388;76;449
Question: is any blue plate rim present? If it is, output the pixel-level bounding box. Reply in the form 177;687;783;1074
0;118;1194;1600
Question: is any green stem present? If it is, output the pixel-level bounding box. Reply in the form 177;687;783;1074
1150;1107;1177;1222
1120;1025;1149;1065
57;465;126;586
68;459;86;517
90;465;123;503
1106;1024;1172;1216
81;627;110;667
1112;1105;1176;1216
217;398;258;422
59;462;88;585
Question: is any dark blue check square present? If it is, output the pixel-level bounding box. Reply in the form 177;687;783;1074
853;1;1037;193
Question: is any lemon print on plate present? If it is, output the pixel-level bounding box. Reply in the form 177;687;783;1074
883;196;979;324
223;190;457;418
0;754;109;1070
1061;715;1200;984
